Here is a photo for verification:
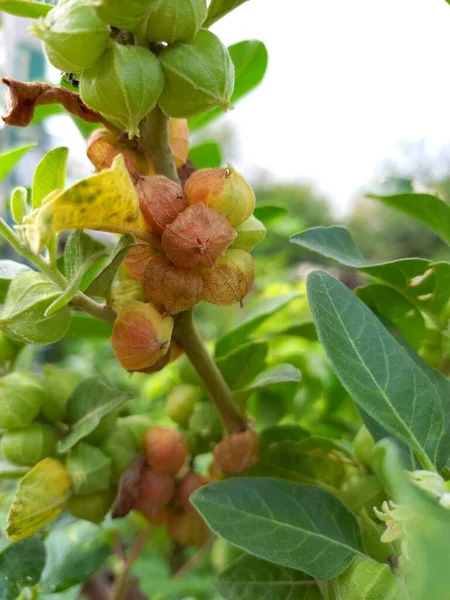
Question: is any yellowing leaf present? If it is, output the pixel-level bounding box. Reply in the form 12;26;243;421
25;155;152;253
7;457;72;540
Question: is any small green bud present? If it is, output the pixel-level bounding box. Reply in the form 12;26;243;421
80;44;164;139
142;0;207;44
41;366;83;423
92;0;150;31
10;187;28;225
66;442;112;495
0;272;71;345
0;372;45;429
231;215;267;252
352;425;375;467
1;423;59;467
159;29;234;118
30;0;110;73
68;489;116;523
116;415;152;450
166;384;200;426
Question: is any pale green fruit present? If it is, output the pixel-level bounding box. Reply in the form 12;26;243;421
66;442;112;495
159;29;234;118
165;384;200;426
80;44;164;138
101;426;137;482
0;333;23;364
30;0;110;73
68;489;116;523
85;410;120;445
0;373;45;429
231;215;267;252
143;0;207;43
1;423;59;467
92;0;151;31
117;415;152;450
352;425;375;467
340;474;386;515
41;366;83;423
0;272;71;345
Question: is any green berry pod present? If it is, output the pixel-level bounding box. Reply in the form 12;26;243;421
30;0;110;73
68;489;116;524
92;0;151;31
84;409;120;445
116;415;153;450
1;423;59;467
41;366;83;423
231;215;267;252
0;373;45;429
188;402;223;443
159;29;234;118
142;0;207;44
0;332;23;364
66;442;112;495
80;44;164;139
101;427;138;483
166;384;200;426
352;425;375;467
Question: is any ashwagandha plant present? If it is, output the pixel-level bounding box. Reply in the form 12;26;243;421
1;0;450;598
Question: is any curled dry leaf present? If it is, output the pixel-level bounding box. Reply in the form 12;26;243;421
111;452;147;519
87;128;153;175
1;77;114;129
135;175;187;234
200;249;255;306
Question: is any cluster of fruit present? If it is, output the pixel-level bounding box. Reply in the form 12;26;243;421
32;0;234;137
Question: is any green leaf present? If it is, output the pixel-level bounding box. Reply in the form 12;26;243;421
0;260;31;303
192;477;365;580
215;293;299;357
85;234;135;298
307;270;448;470
203;0;248;27
367;192;450;246
0;537;46;599
253;205;288;224
32;147;69;209
216;554;322;600
356;284;425;350
189;141;223;168
58;377;133;453
40;522;111;594
65;314;112;339
259;424;311;447
10;187;29;225
291;226;450;314
235;363;301;398
64;232;106;284
217;341;268;389
189;40;268;131
0;144;36;182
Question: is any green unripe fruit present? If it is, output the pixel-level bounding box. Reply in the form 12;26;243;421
340;474;386;515
80;44;164;139
116;415;152;450
101;427;138;483
159;29;234;118
30;0;110;73
66;442;112;495
142;0;207;44
188;402;223;442
85;410;119;445
68;489;116;524
0;373;45;429
0;333;23;364
352;425;375;467
231;215;267;252
1;423;58;467
92;0;151;31
41;366;83;423
166;384;200;426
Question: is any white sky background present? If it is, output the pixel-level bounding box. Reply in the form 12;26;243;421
41;0;450;215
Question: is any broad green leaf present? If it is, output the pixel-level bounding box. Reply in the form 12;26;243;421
192;478;365;580
216;554;322;600
189;40;268;131
0;537;46;600
85;234;135;297
0;260;31;303
307;270;448;470
63;231;106;285
291;226;450;313
58;378;133;453
356;284;425;350
10;187;29;225
32;147;68;209
217;341;268;389
189;141;223;168
65;314;112;339
215;293;299;357
40;522;111;593
7;458;72;540
24;155;151;254
278;320;318;341
0;144;35;183
320;556;402;600
368;192;450;246
204;0;248;27
253;205;288;224
235;363;301;398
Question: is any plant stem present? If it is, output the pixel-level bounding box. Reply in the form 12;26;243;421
174;310;247;433
142;108;180;184
71;293;116;324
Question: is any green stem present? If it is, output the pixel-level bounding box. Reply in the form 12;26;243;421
142;108;180;184
174;310;247;433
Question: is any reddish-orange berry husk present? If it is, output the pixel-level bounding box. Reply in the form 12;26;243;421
176;472;208;512
185;165;255;226
111;301;173;372
143;254;202;315
200;249;255;306
208;462;226;481
141;340;183;374
124;241;156;281
87;129;152;175
170;119;189;168
135;175;187;235
139;505;171;525
213;430;259;474
166;509;210;547
144;426;189;475
134;468;175;514
162;204;236;269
